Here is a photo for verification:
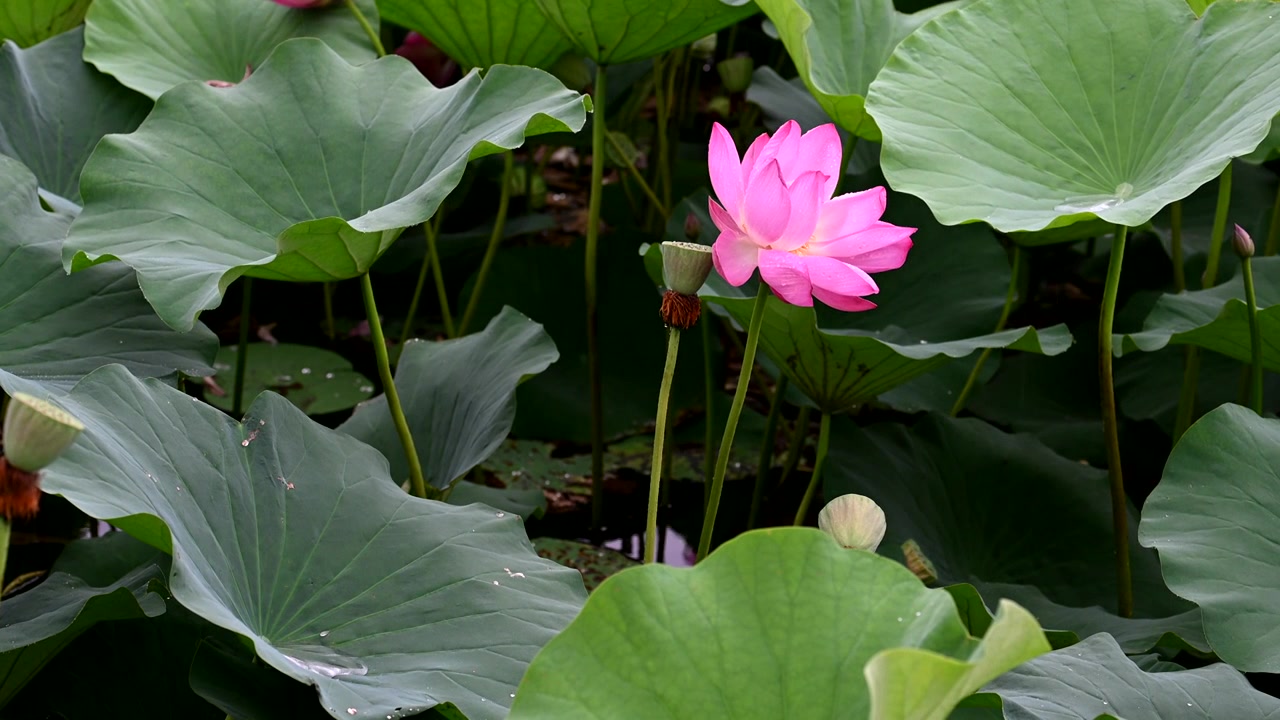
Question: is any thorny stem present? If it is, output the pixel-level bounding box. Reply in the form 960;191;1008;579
1171;201;1186;292
1243;256;1264;415
360;273;427;498
460;151;515;335
646;328;682;563
400;213;444;348
427;214;455;338
1099;225;1134;618
701;318;717;508
792;412;832;526
605;131;668;218
697;283;769;560
588;66;608;533
952;245;1023;416
748;374;788;529
343;0;385;57
232;277;252;417
1174;165;1233;442
1268;180;1280;257
778;405;811;489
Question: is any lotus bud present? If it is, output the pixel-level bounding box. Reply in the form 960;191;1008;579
207;64;253;88
1234;223;1255;259
508;164;529;197
528;174;547;210
818;494;886;551
683;212;702;241
690;33;717;60
717;55;754;94
395;32;460;88
548;54;592;92
707;96;731;118
3;393;84;473
902;539;938;585
270;0;335;7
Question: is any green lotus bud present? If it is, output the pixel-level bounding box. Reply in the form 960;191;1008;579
548;54;592;92
902;539;937;585
661;241;713;296
707;95;731;118
818;494;886;551
529;174;547;210
717;55;754;94
1234;223;1255;259
3;393;84;472
690;33;717;60
508;164;529;197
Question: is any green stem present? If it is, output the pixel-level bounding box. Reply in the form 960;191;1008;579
343;0;385;57
360;273;427;498
587;66;608;533
1171;201;1186;292
323;282;336;342
1173;346;1201;444
232;277;252;417
1202;163;1234;289
650;54;671;227
1267;179;1280;257
646;328;682;563
748;374;788;529
1243;256;1264;415
951;245;1022;416
459;151;514;335
399;244;432;347
1099;225;1134;618
778;405;811;489
605;131;668;218
837;135;860;195
426;215;455;338
701;317;717;507
792;412;832;526
697;283;769;560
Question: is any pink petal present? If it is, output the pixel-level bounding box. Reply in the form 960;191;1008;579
804;255;879;300
712;231;761;286
812;286;877;312
708;197;742;235
743;160;791;245
840;235;914;274
747;120;799;188
815;187;887;241
708;123;744;223
758;249;813;306
797;124;843;197
813;221;915;272
740;132;771;181
773;170;827;252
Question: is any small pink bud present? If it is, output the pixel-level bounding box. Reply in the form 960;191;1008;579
394;32;459;88
207;65;253;88
683;212;701;241
1234;224;1255;259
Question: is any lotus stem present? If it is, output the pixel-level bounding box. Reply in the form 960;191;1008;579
652;53;673;223
427;213;455;338
1243;256;1264;415
837;136;860;195
232;277;252;417
1267;180;1280;257
793;412;832;526
1099;224;1134;618
701;317;717;507
0;517;9;609
460;151;514;336
360;273;427;498
400;213;443;347
952;245;1022;416
646;328;682;563
323;282;336;341
587;65;608;533
605;131;668;218
697;282;769;560
748;374;788;529
343;0;385;57
779;404;811;489
1171;200;1186;292
1174;165;1233;442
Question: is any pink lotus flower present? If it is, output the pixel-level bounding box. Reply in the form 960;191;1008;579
708;120;914;311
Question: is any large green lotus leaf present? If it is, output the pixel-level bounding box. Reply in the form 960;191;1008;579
703;294;1070;413
63;39;587;332
0;0;89;47
0;27;150;204
377;0;572;69
824;414;1192;624
508;528;1049;720
1244;115;1280;163
0;532;167;706
531;0;758;64
753;0;967;141
1116;256;1280;366
36;365;587;720
0;155;215;385
979;633;1280;719
205;343;374;416
340;306;558;491
865;0;1280;232
1140;404;1280;672
83;0;379;99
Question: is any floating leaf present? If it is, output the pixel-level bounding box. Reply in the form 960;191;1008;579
38;365;587;719
377;0;571;69
341;306;558;491
205;343;374;416
0;0;90;47
64;39;587;332
980;634;1280;719
83;0;379;98
1141;404;1280;672
510;528;1049;720
532;538;637;593
753;0;968;140
0;27;150;204
532;0;757;64
0;155;215;386
866;0;1280;231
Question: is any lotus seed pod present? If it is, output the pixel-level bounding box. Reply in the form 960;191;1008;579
902;539;938;585
3;393;85;473
1234;223;1255;259
661;241;713;296
707;95;731;118
818;494;886;551
717;55;754;94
